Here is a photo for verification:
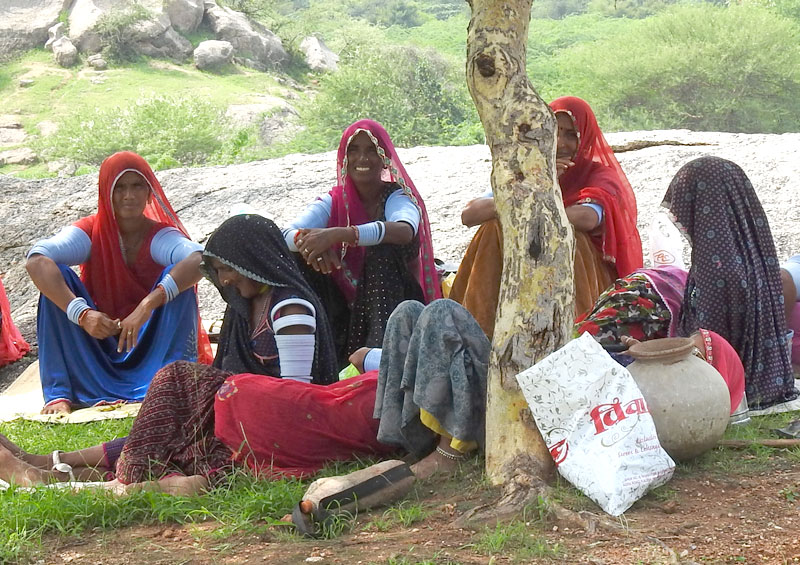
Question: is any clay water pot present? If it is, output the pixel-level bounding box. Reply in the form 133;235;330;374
626;337;730;461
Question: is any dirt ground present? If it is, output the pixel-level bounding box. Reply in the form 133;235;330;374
35;456;800;565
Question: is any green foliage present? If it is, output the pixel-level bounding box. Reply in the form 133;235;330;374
285;45;482;153
416;0;468;19
349;0;427;28
531;0;590;19
36;95;237;167
93;3;153;63
475;520;563;561
587;0;682;18
547;4;800;133
771;0;800;19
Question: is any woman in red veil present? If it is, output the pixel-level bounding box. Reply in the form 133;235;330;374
27;151;212;414
450;96;643;339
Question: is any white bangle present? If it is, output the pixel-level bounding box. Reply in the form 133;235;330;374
66;297;91;325
158;273;179;303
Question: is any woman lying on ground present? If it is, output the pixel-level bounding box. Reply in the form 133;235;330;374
0;296;489;491
449;96;643;339
283;119;440;367
573;265;745;416
1;213;340;488
26;151;213;415
0;275;30;368
660;156;795;409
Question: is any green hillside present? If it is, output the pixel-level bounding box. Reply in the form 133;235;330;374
1;0;799;178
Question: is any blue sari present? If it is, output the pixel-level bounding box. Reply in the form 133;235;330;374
37;264;200;407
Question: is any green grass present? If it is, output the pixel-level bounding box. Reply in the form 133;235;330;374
474;519;563;561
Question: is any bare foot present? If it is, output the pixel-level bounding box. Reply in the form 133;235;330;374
42;400;72;415
0;432;24;458
410;449;463;480
0;444;43;487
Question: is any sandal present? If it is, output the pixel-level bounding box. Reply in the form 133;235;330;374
51;450;76;482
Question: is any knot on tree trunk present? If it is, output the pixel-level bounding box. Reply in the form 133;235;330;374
476;53;495;77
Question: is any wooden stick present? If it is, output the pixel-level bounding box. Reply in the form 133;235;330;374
719;438;800;448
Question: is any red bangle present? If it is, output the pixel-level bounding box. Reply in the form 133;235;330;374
294;231;302;246
155;284;168;306
77;308;92;327
350;225;360;247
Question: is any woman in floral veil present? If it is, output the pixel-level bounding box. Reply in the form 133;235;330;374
284;119;440;366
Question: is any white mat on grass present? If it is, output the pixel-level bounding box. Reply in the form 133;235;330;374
0;361;140;423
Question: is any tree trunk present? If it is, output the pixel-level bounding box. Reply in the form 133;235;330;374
466;0;575;486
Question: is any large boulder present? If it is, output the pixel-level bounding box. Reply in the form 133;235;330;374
52;36;79;67
299;36;338;73
0;147;38;166
165;0;204;34
203;1;288;70
45;22;66;51
129;15;193;60
193;40;234;70
0;0;71;56
67;0;191;59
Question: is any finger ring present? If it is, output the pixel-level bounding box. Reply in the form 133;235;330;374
127;330;133;335
316;257;323;262
117;321;122;329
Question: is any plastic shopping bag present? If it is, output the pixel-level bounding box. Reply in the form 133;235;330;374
516;333;675;516
649;212;686;269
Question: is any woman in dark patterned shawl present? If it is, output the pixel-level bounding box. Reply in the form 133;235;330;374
662;156;796;409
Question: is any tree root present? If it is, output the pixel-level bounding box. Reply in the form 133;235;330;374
455;470;681;564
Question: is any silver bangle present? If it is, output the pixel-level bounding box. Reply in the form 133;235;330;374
435;446;467;461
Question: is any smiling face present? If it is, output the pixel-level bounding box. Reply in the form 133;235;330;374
346;131;384;191
556;111;580;161
208;257;263;299
112;171;151;220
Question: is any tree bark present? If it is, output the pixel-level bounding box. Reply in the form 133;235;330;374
466;0;575;486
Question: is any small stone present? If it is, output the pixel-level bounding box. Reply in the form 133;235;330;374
305;557;324;563
19;79;34;87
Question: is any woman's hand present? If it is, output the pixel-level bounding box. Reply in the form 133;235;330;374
556;157;575;178
117;292;162;352
296;228;343;274
348;347;372;373
80;310;121;340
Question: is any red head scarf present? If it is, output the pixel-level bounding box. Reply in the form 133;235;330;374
327;119;441;304
549;96;643;279
73;151;188;319
73;151;212;363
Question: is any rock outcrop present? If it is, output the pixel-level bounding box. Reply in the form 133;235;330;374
203;1;288;70
299;36;338;72
2;131;798;345
194;39;234;70
51;36;79;67
0;0;71;56
165;0;204;34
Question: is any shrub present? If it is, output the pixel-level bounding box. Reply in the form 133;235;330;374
288;44;482;151
587;0;682;19
349;0;427;28
547;4;800;133
93;3;152;63
531;0;590;20
37;95;234;167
